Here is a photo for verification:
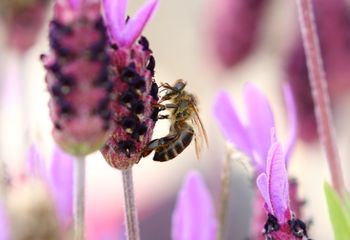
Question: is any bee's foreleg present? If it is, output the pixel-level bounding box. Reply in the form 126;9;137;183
141;138;160;158
164;103;177;109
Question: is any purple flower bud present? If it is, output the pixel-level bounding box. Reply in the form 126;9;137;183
101;0;159;169
42;0;114;156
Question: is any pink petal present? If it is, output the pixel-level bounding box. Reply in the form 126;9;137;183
256;173;272;213
103;0;127;43
121;0;159;47
68;0;81;9
26;145;47;179
266;142;289;223
213;91;252;157
283;83;298;164
172;171;217;240
0;203;9;240
116;0;128;31
50;146;73;225
244;83;275;169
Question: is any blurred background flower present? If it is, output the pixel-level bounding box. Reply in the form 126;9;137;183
0;0;50;53
172;171;217;240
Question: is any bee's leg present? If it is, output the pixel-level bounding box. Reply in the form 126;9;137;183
159;94;173;103
164;103;177;109
141;138;162;158
159;82;175;90
158;114;169;119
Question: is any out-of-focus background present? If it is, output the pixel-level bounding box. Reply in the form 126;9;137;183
0;0;350;239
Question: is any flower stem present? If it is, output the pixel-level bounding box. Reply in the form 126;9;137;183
217;146;233;240
295;0;346;194
73;156;86;240
122;167;140;240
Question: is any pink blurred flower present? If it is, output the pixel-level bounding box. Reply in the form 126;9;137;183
207;0;268;69
0;0;50;52
256;142;310;240
25;145;73;228
101;0;160;169
27;146;123;239
172;171;217;240
213;83;297;174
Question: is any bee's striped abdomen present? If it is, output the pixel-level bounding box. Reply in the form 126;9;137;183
153;124;194;162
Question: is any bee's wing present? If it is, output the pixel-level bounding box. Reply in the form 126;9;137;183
191;103;208;160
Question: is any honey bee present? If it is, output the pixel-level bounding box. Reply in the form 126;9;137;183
142;79;208;161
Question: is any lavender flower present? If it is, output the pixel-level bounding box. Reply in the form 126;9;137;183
172;171;217;240
101;0;160;169
213;84;307;239
2;145;74;240
256;141;310;240
42;0;113;156
0;146;73;240
213;83;297;174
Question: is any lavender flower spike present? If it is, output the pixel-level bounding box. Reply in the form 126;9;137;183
103;0;159;47
101;0;160;169
172;171;217;240
213;83;297;173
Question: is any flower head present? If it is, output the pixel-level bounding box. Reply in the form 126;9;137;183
172;171;217;240
101;0;160;169
42;0;114;156
256;141;310;240
213;83;297;174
